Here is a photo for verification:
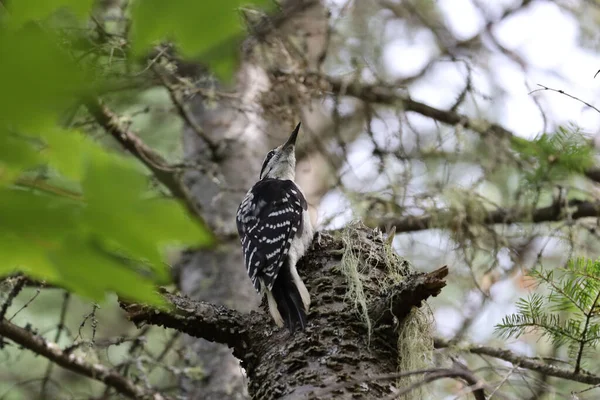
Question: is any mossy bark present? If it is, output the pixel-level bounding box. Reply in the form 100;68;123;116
241;228;445;399
127;226;446;399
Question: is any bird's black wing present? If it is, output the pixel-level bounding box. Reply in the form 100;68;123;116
236;178;307;292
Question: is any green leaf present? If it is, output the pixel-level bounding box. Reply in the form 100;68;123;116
37;128;93;181
0;231;60;281
0;188;81;282
0;133;213;306
0;26;90;131
0;189;80;243
129;0;272;80
81;149;213;282
5;0;94;28
50;236;166;305
0;1;217;307
0;133;43;185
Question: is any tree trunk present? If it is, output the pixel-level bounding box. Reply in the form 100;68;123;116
242;228;445;399
128;225;447;399
174;1;329;398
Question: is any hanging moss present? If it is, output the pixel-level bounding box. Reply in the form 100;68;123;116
336;222;434;399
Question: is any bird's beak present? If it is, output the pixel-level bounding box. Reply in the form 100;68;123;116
282;122;301;150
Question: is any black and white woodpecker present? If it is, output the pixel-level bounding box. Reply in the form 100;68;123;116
236;122;314;333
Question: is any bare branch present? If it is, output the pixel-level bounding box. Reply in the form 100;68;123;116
279;70;513;139
152;65;222;158
381;199;600;233
434;337;600;386
371;266;448;324
0;319;170;400
383;367;487;400
311;367;486;400
279;71;600;187
83;98;205;222
121;291;255;357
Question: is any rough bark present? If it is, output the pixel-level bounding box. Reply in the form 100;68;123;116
127;226;449;399
244;230;442;400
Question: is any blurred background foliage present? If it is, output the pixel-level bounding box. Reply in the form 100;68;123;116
0;0;275;304
3;0;600;399
0;1;270;397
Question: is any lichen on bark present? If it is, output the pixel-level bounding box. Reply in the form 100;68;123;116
244;225;446;399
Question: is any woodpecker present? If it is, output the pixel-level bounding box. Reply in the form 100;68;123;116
236;122;314;333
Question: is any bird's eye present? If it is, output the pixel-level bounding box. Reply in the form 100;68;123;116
259;150;276;179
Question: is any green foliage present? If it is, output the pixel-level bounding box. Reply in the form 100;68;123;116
4;0;94;28
0;26;89;131
0;0;271;306
511;125;594;185
129;0;273;79
3;0;273;83
0;131;213;306
496;258;600;371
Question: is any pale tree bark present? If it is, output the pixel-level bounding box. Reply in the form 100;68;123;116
173;1;330;398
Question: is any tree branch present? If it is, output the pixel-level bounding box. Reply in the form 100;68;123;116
371;266;448;324
388;367;486;400
331;77;600;185
312;367;486;400
276;71;513;139
434;337;600;385
83;98;204;221
152;65;222;158
381;199;600;233
279;70;600;185
0;318;169;400
122;291;255;357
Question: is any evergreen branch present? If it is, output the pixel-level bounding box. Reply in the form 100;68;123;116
496;313;583;345
532;268;586;314
563;258;600;285
506;259;600;373
434;338;600;385
0;319;170;400
575;289;600;373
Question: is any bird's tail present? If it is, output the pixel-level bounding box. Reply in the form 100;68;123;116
267;262;308;333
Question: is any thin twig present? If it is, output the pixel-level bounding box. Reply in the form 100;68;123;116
311;367;486;400
435;337;600;385
0;319;171;400
40;291;71;398
575;289;600;374
83;98;207;223
0;275;26;322
152;66;221;158
8;287;41;322
529;84;600;115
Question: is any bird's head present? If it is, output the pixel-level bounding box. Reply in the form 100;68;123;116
259;122;301;181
